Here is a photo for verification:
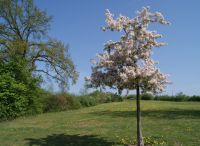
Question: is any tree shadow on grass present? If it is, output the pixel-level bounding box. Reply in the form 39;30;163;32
90;109;200;119
25;134;116;146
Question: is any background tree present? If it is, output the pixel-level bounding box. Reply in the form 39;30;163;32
86;7;170;146
0;0;78;89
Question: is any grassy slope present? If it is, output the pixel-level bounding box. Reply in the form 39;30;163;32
0;100;200;146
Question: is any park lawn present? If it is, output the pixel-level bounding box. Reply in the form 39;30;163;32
0;100;200;146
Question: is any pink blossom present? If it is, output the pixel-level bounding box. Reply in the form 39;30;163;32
86;7;170;93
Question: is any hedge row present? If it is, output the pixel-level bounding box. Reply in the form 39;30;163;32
124;93;200;102
43;91;123;113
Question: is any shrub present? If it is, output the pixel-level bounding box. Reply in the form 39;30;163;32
88;91;111;103
154;95;173;101
125;94;136;100
43;93;82;112
174;92;189;101
111;94;123;102
141;93;154;100
86;91;124;103
43;93;68;112
155;93;189;102
0;74;28;120
64;93;81;109
0;58;42;120
69;96;82;109
79;95;97;107
188;95;200;101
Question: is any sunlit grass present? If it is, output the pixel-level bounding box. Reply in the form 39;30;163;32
0;100;200;146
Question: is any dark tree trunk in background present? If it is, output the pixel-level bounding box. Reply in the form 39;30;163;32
136;85;144;146
118;88;122;95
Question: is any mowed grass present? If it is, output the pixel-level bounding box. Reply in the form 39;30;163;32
0;100;200;146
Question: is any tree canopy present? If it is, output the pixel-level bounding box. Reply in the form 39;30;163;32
86;7;170;93
0;0;78;89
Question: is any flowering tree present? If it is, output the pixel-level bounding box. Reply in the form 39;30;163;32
86;7;170;146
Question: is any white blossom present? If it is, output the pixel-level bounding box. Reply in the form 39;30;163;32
86;7;170;93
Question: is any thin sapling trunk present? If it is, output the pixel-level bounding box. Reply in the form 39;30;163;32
136;85;144;146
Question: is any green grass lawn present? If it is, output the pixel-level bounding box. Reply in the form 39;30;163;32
0;100;200;146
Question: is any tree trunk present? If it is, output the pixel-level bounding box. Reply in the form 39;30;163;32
136;85;144;146
118;88;122;95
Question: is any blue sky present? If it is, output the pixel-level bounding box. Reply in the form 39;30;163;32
35;0;200;95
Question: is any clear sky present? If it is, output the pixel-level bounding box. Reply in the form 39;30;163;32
35;0;200;95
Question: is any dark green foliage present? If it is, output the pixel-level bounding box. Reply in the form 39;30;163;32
188;95;200;101
0;58;42;120
155;93;189;102
88;90;124;103
110;94;124;102
43;94;68;112
0;0;78;89
79;96;97;107
0;73;28;120
78;91;123;107
68;95;82;109
43;93;81;112
88;91;124;103
43;91;124;113
88;91;111;103
0;0;78;120
154;95;173;101
174;92;189;101
141;93;154;100
124;92;200;102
